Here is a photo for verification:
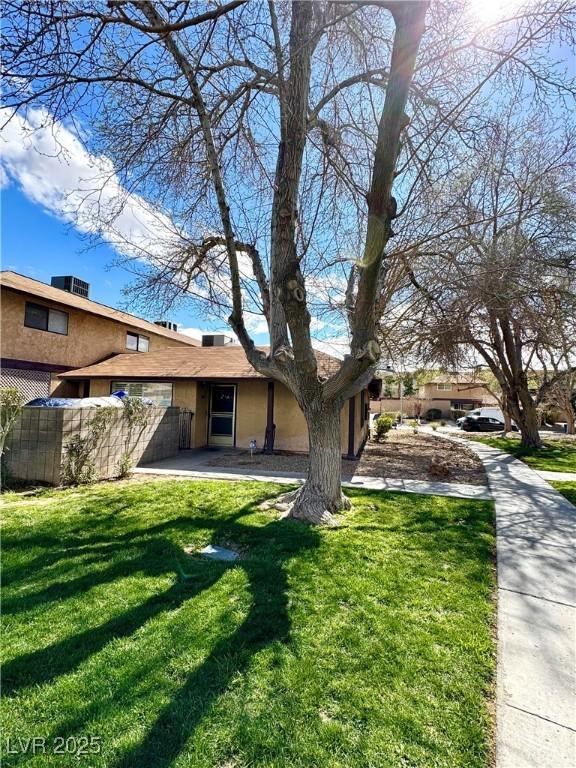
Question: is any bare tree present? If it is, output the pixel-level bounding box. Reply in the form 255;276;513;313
3;1;575;518
535;343;576;434
406;114;576;447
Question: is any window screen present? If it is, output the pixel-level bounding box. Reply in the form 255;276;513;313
25;302;68;334
126;332;139;351
47;308;68;334
112;381;173;406
139;335;150;352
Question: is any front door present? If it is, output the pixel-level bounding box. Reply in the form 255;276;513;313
208;384;236;446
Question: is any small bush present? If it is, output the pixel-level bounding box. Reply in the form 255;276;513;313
428;454;452;480
1;387;24;456
425;408;442;421
61;434;97;486
430;422;439;431
117;452;134;478
409;419;419;434
440;420;447;427
61;407;115;486
374;415;394;441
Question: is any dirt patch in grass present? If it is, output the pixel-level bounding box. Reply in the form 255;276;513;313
204;430;487;485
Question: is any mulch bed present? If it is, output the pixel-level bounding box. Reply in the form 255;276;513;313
204;429;487;486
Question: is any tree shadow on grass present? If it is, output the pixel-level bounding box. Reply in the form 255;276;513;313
1;542;230;694
2;491;276;691
111;515;320;768
2;494;320;768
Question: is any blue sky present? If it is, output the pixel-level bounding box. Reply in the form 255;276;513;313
0;107;346;353
1;182;233;339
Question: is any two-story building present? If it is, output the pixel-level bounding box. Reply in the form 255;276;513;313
0;271;198;399
374;373;498;419
0;271;369;456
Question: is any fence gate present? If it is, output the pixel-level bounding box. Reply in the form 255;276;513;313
178;409;193;449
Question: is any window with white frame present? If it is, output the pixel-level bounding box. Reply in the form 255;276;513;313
437;383;452;391
111;381;173;406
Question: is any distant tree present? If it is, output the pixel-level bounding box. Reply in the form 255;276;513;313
406;114;576;448
383;378;394;399
402;375;416;397
535;345;576;434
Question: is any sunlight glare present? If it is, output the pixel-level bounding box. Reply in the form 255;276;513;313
468;0;523;25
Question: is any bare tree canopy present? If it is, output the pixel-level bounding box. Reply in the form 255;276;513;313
403;110;576;447
3;0;575;518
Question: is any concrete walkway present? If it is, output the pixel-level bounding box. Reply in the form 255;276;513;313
461;439;576;768
134;461;491;500
537;470;576;482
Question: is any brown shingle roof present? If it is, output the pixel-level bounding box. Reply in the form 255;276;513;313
1;271;199;346
59;346;342;380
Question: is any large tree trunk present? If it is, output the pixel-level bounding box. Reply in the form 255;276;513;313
501;392;513;434
283;401;350;525
566;409;575;435
517;387;543;448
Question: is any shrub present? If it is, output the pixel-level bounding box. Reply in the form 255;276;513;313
425;408;442;421
440;420;447;427
116;452;134;478
374;414;394;441
61;407;115;486
428;455;452;480
0;387;24;458
430;422;439;431
409;419;419;434
61;433;98;486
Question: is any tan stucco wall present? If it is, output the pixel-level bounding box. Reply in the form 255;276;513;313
173;380;198;409
88;380;113;397
50;377;81;397
1;287;192;370
372;391;498;419
235;381;268;449
81;377;367;455
420;383;496;402
272;383;309;452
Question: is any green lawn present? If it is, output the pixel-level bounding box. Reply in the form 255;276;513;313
550;481;576;506
1;480;495;768
467;436;576;473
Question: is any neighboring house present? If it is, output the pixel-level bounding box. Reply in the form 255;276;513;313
374;374;498;418
0;271;198;399
58;346;370;456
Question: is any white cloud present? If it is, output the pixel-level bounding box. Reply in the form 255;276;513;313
1;107;351;359
179;327;240;344
177;327;206;341
0;107;181;260
312;336;350;359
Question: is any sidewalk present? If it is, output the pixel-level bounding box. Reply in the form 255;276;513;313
463;440;576;768
134;462;491;500
537;470;576;482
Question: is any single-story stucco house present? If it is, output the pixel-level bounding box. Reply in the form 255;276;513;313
58;346;370;457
